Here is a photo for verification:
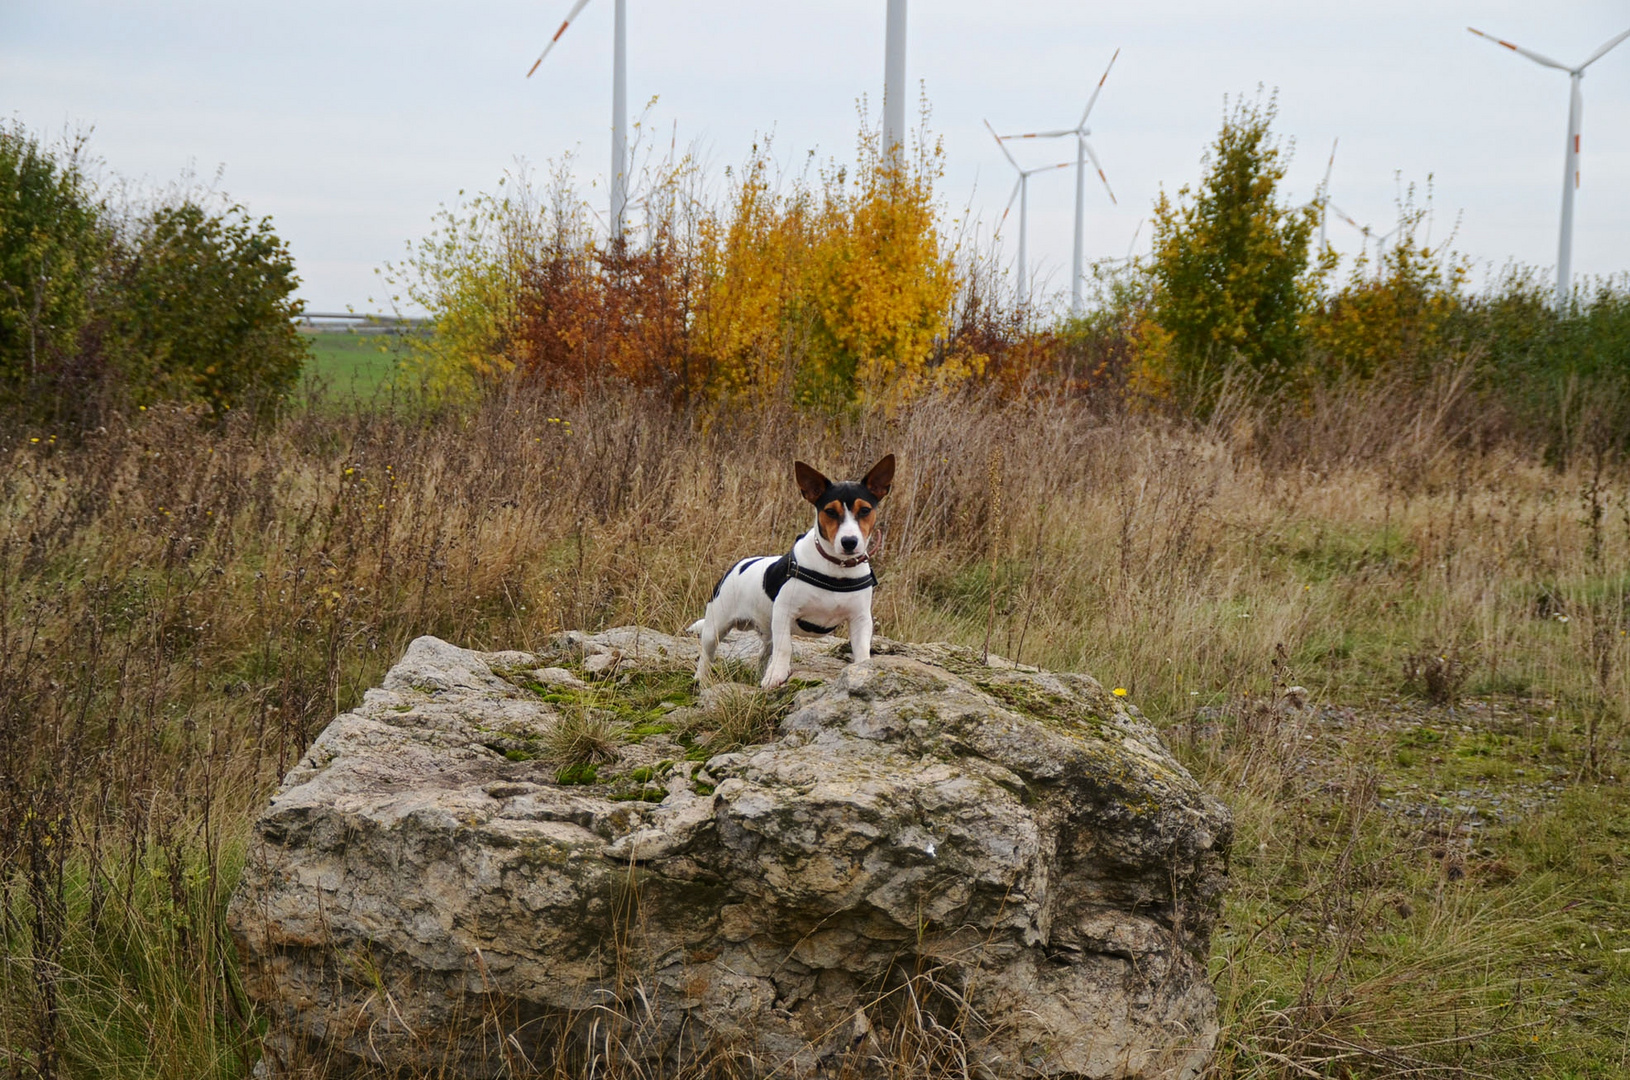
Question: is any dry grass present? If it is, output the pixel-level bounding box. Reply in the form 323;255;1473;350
1;375;1627;1077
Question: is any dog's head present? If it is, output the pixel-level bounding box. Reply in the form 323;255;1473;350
794;455;895;556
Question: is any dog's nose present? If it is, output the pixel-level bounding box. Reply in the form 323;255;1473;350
841;535;859;553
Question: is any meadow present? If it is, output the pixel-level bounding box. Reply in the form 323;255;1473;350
299;331;413;400
2;369;1627;1078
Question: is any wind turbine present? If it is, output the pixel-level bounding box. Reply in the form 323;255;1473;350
985;121;1071;302
1468;24;1630;310
529;0;629;245
1000;49;1120;317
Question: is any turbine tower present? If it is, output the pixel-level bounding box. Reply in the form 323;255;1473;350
985;120;1070;302
529;0;630;245
884;0;908;159
1468;25;1630;309
1001;49;1120;317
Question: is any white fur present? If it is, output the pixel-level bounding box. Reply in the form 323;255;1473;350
689;520;875;689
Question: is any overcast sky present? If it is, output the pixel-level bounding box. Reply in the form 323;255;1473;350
5;1;1628;315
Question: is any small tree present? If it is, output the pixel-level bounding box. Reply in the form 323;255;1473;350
1135;93;1317;410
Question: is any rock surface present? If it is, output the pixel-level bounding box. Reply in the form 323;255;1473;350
229;628;1232;1078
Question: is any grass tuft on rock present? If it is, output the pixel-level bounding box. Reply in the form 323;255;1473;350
542;710;623;768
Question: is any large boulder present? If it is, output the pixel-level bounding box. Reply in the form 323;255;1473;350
229;628;1231;1079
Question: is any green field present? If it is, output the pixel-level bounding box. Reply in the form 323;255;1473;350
299;331;413;398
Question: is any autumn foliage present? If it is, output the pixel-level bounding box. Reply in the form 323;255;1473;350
392;128;1036;408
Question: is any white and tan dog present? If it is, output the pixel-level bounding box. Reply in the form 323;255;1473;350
689;455;894;688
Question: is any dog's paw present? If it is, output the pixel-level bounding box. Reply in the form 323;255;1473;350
760;667;790;689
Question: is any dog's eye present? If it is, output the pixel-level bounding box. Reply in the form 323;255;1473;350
855;506;871;518
823;508;839;519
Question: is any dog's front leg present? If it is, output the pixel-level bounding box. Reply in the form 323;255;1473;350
849;607;874;664
761;604;795;688
695;619;721;685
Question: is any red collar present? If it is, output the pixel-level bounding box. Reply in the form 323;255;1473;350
814;540;870;569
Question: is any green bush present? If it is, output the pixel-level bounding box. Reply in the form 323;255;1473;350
0;124;109;407
115;201;307;415
1460;272;1630;459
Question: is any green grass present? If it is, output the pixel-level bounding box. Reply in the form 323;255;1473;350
1190;698;1630;1078
299;332;412;399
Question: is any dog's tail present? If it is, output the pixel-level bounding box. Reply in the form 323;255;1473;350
685;619;705;636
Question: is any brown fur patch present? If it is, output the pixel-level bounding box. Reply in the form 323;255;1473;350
819;500;843;544
851;499;875;540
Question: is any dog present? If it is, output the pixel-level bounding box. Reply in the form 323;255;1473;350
689;455;894;688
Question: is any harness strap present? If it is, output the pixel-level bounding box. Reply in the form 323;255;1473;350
788;550;877;593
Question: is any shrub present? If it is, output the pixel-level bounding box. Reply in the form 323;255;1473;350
1137;93;1318;410
1305;188;1469;383
0;124;109;412
114;200;307;416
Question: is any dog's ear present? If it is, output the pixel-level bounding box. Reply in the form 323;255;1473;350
794;461;831;505
862;454;895;500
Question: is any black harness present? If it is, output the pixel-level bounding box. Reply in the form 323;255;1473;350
761;548;877;599
756;547;877;636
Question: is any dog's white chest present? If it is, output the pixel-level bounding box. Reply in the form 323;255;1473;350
787;581;867;626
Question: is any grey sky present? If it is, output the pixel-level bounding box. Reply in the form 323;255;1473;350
5;1;1628;315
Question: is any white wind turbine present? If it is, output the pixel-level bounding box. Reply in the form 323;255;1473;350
1310;139;1368;263
1313;139;1343;256
1000;48;1120;317
529;0;630;245
1468;24;1630;310
985;120;1071;302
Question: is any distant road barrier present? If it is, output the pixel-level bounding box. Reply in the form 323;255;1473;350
296;312;430;333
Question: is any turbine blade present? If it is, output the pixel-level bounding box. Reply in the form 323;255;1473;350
528;0;594;77
1321;137;1338;193
1082;140;1116;205
985;119;1021;171
1582;26;1630;69
1078;47;1120;128
1466;27;1570;71
999;177;1022;231
1002;129;1075;140
1021;161;1075;177
1327;203;1362;231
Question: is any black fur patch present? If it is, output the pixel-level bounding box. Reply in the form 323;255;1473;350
761;553;791;601
820;480;883;508
796;618;838;635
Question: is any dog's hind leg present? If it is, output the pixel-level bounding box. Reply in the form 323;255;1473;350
761;605;795;689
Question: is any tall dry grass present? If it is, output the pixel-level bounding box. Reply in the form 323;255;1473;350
1;374;1626;1077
